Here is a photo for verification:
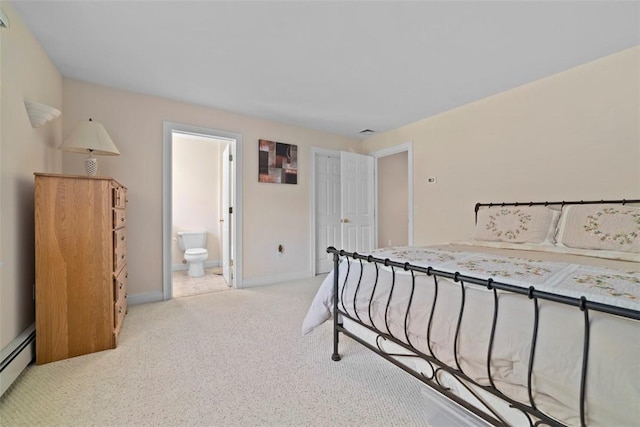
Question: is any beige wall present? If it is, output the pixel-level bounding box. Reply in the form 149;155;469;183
172;133;224;266
62;79;361;295
364;46;640;245
377;151;408;248
0;0;63;348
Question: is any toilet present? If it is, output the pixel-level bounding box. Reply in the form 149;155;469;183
177;230;208;277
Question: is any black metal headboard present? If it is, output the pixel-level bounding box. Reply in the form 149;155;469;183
474;198;640;223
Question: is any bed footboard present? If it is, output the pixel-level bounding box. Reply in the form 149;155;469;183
327;247;640;427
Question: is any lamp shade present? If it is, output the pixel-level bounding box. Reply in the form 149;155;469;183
25;100;61;128
59;119;120;156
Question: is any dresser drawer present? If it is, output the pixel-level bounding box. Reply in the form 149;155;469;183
112;186;127;209
113;208;126;229
114;295;127;332
114;228;127;250
114;263;127;332
113;265;127;302
114;243;127;273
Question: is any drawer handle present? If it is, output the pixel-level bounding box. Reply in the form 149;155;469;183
121;235;125;241
125;293;128;299
120;217;125;222
121;254;125;259
118;306;123;314
119;281;123;289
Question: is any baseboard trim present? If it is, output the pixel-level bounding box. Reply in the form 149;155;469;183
241;271;310;288
0;324;36;396
128;291;164;305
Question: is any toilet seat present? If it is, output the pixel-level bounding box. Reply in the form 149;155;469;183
185;248;207;256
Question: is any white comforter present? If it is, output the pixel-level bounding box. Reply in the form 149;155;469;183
303;245;640;427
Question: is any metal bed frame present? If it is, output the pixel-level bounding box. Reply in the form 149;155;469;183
328;199;640;427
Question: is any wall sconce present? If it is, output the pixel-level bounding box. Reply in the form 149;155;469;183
59;119;120;176
0;7;9;29
24;100;61;128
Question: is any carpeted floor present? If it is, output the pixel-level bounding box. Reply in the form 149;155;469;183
0;276;449;426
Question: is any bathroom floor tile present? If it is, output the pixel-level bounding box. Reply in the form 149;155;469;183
172;267;230;298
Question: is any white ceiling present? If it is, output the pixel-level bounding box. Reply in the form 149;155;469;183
13;1;640;138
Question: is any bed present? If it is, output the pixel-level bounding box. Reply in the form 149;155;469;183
302;199;640;427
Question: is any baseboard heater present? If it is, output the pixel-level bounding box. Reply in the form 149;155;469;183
0;324;35;396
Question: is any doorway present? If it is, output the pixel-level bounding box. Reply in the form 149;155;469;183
162;121;243;300
310;143;413;276
310;149;375;275
376;151;409;248
372;141;414;248
171;133;230;297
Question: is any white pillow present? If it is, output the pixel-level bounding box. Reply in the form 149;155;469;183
556;204;640;253
474;206;560;244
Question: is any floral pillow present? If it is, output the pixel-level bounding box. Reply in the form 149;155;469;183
473;206;560;244
556;205;640;253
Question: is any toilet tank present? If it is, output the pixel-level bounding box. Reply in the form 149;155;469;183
177;230;207;250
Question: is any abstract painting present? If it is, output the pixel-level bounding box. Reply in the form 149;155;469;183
258;139;298;184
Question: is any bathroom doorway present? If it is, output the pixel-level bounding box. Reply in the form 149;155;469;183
162;122;243;300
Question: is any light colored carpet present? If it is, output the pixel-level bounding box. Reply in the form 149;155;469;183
0;276;442;426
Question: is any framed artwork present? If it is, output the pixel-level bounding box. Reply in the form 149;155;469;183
258;139;298;184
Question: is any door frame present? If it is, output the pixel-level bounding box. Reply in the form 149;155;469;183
370;141;414;246
162;121;244;299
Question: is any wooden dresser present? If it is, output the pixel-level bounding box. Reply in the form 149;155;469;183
34;173;128;364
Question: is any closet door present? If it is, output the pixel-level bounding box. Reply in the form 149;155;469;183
315;154;341;274
340;152;375;254
314;151;375;274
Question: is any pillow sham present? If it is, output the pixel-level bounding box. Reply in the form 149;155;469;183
474;206;560;244
556;204;640;253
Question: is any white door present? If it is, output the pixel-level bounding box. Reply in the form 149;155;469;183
315;154;341;273
222;144;232;285
340;152;375;253
314;151;375;274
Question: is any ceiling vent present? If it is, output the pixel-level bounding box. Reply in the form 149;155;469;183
359;129;375;135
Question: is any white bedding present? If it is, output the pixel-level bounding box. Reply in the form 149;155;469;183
303;245;640;426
